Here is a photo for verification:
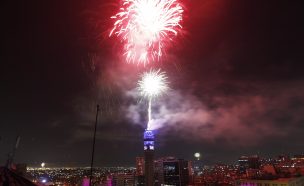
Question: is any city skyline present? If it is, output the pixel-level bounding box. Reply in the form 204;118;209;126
1;0;304;167
22;154;304;185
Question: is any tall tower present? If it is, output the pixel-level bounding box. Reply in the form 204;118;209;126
144;129;155;186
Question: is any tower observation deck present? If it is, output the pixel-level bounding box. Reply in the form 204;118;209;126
144;130;155;186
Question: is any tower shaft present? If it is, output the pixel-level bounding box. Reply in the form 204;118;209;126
145;150;154;186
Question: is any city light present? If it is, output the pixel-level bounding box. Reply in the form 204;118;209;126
41;162;46;168
24;154;304;185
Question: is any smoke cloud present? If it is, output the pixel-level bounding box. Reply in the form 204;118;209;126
123;81;304;146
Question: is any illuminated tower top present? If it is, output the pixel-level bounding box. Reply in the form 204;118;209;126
143;129;155;186
144;130;155;151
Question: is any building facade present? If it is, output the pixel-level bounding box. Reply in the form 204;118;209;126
155;157;191;186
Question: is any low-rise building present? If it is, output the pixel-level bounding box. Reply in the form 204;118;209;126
236;176;304;186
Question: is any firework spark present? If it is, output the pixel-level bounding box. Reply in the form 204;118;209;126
110;0;183;64
138;69;169;129
138;69;169;99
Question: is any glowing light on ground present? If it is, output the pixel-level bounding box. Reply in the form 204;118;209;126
138;69;169;129
110;0;183;64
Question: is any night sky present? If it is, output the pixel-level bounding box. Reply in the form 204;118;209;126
1;0;304;167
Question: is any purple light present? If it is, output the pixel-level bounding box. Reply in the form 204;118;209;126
144;130;155;150
144;130;154;139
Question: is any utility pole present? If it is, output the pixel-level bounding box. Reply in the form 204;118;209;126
89;105;100;186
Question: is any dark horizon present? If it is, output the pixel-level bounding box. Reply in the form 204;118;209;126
1;0;304;167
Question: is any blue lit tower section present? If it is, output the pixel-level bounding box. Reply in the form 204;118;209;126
144;129;155;186
144;130;155;150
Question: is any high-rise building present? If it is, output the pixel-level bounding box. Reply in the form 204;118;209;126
144;130;155;186
136;157;144;176
155;157;191;186
238;155;260;174
135;175;145;186
112;173;135;186
135;157;145;186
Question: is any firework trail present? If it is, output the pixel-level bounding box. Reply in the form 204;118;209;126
110;0;183;65
138;69;169;129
